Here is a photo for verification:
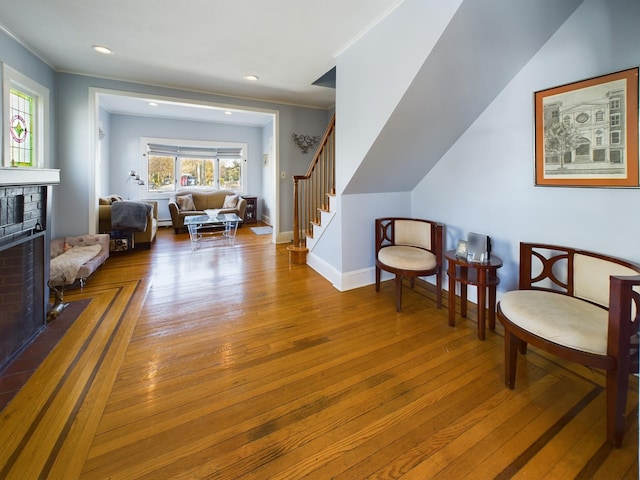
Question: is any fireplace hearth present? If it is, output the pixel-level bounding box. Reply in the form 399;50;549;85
0;168;59;372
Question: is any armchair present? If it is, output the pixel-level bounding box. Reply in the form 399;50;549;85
98;196;158;249
497;243;640;447
375;217;444;311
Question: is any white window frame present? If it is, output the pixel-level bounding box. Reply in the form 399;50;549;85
140;137;248;197
2;64;49;168
610;113;621;128
610;130;621;145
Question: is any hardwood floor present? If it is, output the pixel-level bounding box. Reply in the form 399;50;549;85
1;226;638;479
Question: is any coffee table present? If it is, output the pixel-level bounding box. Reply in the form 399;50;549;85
184;210;242;250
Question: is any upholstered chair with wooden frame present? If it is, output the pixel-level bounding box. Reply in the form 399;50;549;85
375;217;444;312
497;242;640;447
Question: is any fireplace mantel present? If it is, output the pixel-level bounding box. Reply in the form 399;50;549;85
0;167;60;186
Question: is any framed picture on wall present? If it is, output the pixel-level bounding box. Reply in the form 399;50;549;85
534;67;639;187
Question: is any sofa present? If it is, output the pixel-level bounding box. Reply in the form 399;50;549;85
50;234;110;287
98;195;158;248
168;189;247;233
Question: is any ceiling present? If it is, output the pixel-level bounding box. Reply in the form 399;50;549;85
0;0;404;121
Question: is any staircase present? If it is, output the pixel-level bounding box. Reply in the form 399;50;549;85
287;114;336;264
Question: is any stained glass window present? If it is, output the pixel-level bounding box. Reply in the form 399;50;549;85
9;88;35;167
3;64;48;168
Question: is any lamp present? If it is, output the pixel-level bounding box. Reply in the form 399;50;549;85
127;170;145;186
292;134;321;154
126;170;145;199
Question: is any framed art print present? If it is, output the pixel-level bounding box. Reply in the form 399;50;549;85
534;67;638;187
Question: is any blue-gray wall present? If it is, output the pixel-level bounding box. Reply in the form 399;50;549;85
106;113;265;222
53;72;329;238
0;30;56;175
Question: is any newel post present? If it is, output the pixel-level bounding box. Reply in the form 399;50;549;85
287;175;308;264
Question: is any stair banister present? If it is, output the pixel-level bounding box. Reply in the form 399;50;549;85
288;114;336;264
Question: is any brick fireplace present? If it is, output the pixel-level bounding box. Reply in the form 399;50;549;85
0;168;60;371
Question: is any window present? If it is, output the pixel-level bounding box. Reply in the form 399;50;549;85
9;89;34;166
595;110;604;122
2;64;49;168
610;113;621;127
145;140;246;194
610;98;621;110
610;131;621;145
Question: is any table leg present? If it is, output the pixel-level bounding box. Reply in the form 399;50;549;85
477;269;487;340
187;223;200;250
447;263;456;327
488;276;496;332
460;267;468;318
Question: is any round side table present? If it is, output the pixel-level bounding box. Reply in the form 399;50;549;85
445;250;503;340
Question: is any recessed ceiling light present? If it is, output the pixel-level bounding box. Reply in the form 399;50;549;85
244;74;259;81
224;111;232;115
148;102;158;107
92;45;113;55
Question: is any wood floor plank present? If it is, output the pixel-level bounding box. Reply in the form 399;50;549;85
1;227;636;479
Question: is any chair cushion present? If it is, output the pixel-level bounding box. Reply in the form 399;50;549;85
378;246;437;271
499;290;607;355
574;253;639;308
395;220;432;249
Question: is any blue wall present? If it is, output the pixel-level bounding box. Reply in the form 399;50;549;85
106;113;265;222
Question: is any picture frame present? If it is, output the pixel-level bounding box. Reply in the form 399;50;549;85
534;67;638;187
466;233;491;263
455;240;467;258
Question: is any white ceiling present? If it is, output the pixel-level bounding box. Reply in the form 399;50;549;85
0;0;404;121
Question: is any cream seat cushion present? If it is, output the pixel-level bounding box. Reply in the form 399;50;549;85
499;290;607;355
378;246;437;271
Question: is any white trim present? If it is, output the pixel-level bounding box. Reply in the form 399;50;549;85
275;230;293;244
2;63;50;168
0;167;59;185
88;90;99;234
306;257;441;294
306;254;381;291
89;87;280;239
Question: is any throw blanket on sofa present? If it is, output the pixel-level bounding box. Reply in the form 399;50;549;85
111;201;152;231
50;244;102;285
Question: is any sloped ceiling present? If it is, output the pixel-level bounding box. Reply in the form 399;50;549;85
343;0;583;194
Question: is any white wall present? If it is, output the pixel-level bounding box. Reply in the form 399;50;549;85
312;0;639;297
97;107;111;198
344;192;412;272
413;0;640;298
325;0;463;276
261;120;275;225
335;0;463;196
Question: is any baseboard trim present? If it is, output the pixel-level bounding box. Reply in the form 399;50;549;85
306;256;444;296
